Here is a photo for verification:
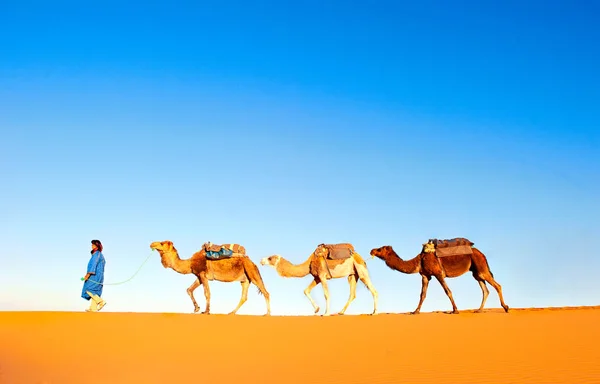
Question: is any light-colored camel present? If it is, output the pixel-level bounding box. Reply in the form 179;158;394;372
370;243;509;314
150;240;271;315
260;246;378;316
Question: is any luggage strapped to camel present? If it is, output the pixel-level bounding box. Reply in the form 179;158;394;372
202;242;247;260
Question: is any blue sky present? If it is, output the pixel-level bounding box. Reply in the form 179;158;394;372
1;1;598;315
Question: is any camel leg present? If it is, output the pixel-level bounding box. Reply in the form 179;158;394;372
338;275;357;315
485;275;509;313
228;280;249;315
362;277;380;315
245;263;271;316
434;275;459;314
320;274;331;316
199;274;211;315
186;279;201;313
475;279;489;312
412;275;431;314
256;283;271;316
253;280;271;316
303;279;321;314
356;268;379;315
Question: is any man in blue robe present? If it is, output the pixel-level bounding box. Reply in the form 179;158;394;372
81;239;107;312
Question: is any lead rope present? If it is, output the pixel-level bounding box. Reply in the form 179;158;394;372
81;250;155;286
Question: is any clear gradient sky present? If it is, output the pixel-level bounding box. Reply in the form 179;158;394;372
1;1;599;315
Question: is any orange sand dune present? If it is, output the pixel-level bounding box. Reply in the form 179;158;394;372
1;306;599;384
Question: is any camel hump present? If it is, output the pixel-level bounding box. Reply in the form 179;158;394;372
427;238;474;257
318;243;355;260
203;242;247;260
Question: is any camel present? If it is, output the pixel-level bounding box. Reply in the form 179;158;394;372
150;240;271;315
260;245;378;316
370;242;509;314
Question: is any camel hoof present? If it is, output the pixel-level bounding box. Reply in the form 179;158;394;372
322;313;331;317
193;307;200;313
475;309;483;313
227;312;236;315
200;311;210;315
314;307;320;314
504;306;510;313
336;312;345;316
451;310;459;315
410;311;420;315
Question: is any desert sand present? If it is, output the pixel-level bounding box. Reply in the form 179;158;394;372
1;306;599;384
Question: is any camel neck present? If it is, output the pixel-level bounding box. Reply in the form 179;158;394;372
276;256;312;278
382;252;421;274
160;250;193;274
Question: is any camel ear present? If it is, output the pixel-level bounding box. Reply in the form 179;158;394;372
163;241;173;249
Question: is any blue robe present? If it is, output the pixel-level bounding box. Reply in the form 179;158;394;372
81;250;106;300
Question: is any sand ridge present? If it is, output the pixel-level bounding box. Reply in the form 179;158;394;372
1;306;599;383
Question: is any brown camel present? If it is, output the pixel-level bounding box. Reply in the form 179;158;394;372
370;243;509;314
260;245;378;316
150;240;271;315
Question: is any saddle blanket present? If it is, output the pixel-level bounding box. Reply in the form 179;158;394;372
203;242;246;260
318;243;355;260
428;238;474;258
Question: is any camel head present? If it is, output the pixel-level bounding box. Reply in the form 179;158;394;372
370;245;394;260
150;240;177;268
150;240;174;252
260;255;282;268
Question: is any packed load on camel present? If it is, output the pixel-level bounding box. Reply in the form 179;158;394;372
202;242;247;260
317;243;355;260
423;237;474;258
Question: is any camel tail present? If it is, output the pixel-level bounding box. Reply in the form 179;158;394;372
245;259;266;296
475;247;494;278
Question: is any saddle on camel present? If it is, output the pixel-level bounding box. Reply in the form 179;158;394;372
317;243;355;260
423;237;474;257
202;242;247;260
